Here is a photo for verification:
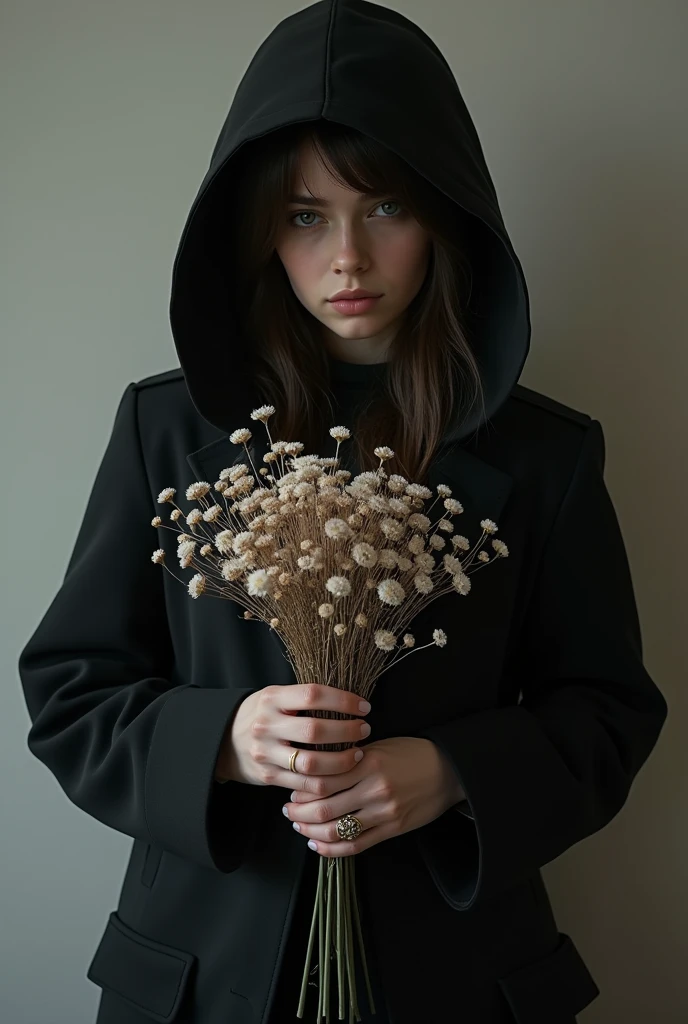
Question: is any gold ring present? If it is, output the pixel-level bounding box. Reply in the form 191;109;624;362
288;749;300;773
336;814;363;841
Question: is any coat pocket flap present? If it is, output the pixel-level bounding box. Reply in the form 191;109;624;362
498;931;600;1024
86;911;196;1022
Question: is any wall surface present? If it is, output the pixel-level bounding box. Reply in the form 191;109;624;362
3;2;685;1021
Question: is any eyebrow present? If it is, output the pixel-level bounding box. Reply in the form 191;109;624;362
287;193;382;206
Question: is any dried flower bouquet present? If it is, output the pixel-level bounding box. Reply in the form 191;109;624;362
150;405;508;1022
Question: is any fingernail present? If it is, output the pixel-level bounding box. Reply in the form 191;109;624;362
307;840;318;851
354;749;364;761
360;722;371;737
292;822;301;832
282;805;289;817
290;791;297;802
359;700;371;713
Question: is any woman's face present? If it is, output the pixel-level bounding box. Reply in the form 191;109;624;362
274;141;432;363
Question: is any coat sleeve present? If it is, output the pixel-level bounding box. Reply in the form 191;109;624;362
18;382;267;874
414;418;668;909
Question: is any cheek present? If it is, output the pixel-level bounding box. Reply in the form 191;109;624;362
275;242;318;296
380;229;430;284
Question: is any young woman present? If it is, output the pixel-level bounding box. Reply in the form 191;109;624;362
18;2;668;1023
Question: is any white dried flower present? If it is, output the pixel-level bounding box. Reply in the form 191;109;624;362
324;517;354;541
374;446;395;461
157;487;176;503
406;483;432;499
437;518;454;533
202;504;223;522
452;535;470;552
177;533;193;544
151;549;165;564
413;573;434;595
186;481;211;501
221;558;246;581
326;575;351;599
330;426;351;441
269;617;280;629
333;623;347;637
151;516;162;527
378;549;398;569
480;519;498;534
214;530;235;555
297;554;317;570
492;539;509;557
414;552;435;573
186;509;203;527
402;633;415;647
377;579;406;606
318;603;335;618
428;535;445;550
200;544;212;556
177;540;196;565
436;484;452;497
220;465;248;481
443;553;463;575
407;535;426;555
478;551;490;562
452;571;471;596
250;405;275;423
188;573;205;598
374;629;397;652
284;441;304;455
387;474;408;494
433;629;447;647
396;556;413;571
377;517;402;541
246;568;274;597
354;612;368;627
170;509;182;521
229;428;252;445
232;531;255;554
408;513;431;533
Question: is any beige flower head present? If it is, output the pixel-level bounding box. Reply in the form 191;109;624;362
230;428;252;446
170;509;182;521
246;568;274;597
480;519;498;534
452;571;471;596
151;548;165;564
478;551;490;563
151;515;162;527
157;487;176;503
377;579;406;606
413;572;434;595
492;539;509;557
433;628;447;647
452;535;470;552
325;575;352;599
330;426;351;441
402;633;415;647
318;602;335;618
250;405;276;423
188;573;205;599
354;612;368;627
333;623;347;637
374;446;395;462
444;499;464;515
374;629;397;652
324;517;354;541
436;484;452;497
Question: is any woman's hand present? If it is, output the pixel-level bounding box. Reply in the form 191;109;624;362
282;736;466;857
216;683;371;788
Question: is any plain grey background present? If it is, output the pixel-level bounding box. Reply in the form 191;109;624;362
3;2;686;1021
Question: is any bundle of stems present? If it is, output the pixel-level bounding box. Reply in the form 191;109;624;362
149;404;508;1021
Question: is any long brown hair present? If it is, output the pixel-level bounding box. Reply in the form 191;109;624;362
226;119;485;485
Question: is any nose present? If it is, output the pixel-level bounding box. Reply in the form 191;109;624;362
330;228;370;276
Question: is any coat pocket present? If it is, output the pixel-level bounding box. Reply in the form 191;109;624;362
86;911;196;1022
497;932;600;1024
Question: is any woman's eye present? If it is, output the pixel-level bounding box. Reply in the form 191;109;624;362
288;201;403;229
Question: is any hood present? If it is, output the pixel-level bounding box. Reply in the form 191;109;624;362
169;0;531;447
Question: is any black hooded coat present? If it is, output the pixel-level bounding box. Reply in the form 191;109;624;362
18;2;668;1023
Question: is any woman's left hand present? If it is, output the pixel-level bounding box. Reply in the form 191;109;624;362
281;737;466;857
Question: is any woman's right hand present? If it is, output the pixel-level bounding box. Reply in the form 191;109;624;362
215;684;372;793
